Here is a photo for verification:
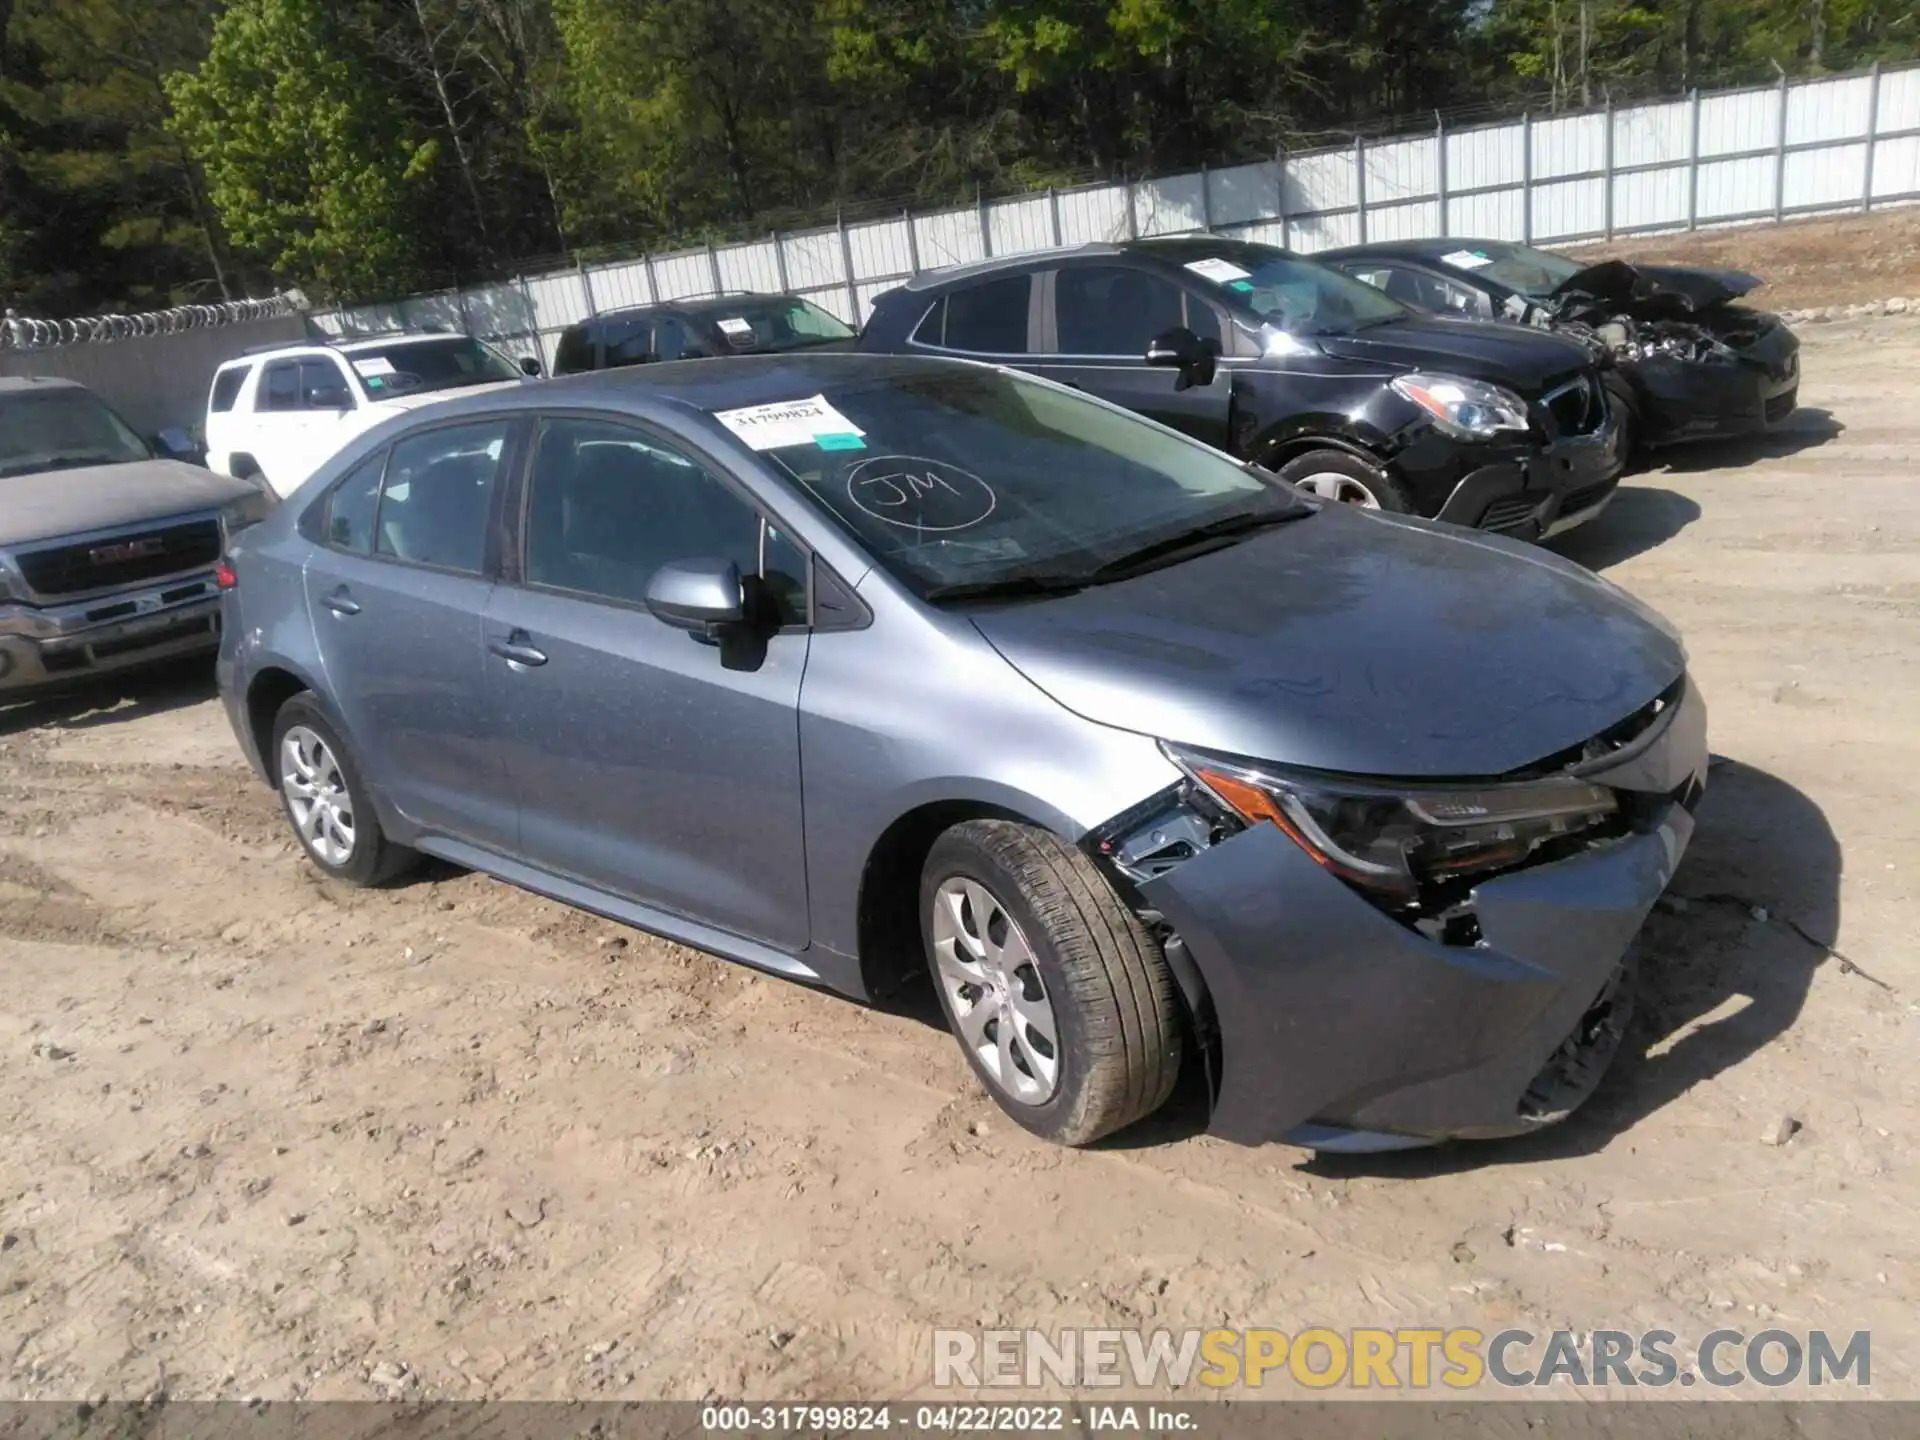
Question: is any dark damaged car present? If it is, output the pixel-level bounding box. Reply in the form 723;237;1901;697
1321;239;1801;453
218;352;1705;1154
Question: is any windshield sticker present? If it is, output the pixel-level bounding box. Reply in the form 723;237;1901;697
1441;249;1494;271
351;356;397;378
713;394;867;451
846;456;996;531
1185;257;1253;285
1228;279;1255;292
716;317;754;337
817;432;866;451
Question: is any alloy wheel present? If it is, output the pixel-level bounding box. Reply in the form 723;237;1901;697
930;877;1061;1105
1291;471;1382;508
280;725;356;868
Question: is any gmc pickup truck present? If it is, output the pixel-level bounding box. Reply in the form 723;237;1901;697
0;376;275;697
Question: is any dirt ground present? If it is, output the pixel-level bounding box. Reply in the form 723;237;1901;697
2;317;1918;1408
1567;205;1920;310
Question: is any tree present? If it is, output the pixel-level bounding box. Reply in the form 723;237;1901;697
165;0;437;299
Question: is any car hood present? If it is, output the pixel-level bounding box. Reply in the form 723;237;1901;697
0;459;262;548
967;504;1686;779
1314;315;1594;393
1552;259;1762;315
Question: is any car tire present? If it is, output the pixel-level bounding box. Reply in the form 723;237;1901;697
920;819;1184;1146
270;693;416;887
1274;448;1413;513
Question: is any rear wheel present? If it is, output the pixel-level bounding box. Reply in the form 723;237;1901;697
271;694;415;886
920;820;1183;1146
1274;448;1413;513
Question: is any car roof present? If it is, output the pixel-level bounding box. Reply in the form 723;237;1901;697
887;235;1308;295
1317;238;1516;263
572;294;822;327
369;352;977;427
0;375;85;394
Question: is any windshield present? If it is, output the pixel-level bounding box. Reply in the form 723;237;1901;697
1175;244;1407;335
0;388;150;478
713;369;1304;600
705;297;855;353
1435;242;1586;297
343;337;522;398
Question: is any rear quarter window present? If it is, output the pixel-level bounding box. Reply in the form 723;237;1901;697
554;325;595;375
209;366;252;413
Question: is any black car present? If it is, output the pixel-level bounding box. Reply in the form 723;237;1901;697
553;293;857;375
856;238;1624;540
1318;239;1802;454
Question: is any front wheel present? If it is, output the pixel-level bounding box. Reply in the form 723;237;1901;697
920;820;1184;1146
1274;448;1413;513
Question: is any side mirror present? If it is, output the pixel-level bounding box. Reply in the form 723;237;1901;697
306;385;352;411
1144;326;1218;391
520;356;543;377
645;558;745;636
153;428;198;460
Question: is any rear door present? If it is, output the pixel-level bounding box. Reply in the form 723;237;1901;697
483;413;811;949
302;415;525;850
1028;263;1234;450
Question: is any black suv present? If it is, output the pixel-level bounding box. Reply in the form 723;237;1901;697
553;293;857;375
856;238;1624;539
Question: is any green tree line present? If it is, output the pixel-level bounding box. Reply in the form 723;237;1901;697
1;0;1912;311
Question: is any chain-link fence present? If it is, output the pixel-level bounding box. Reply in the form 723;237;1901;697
0;294;301;352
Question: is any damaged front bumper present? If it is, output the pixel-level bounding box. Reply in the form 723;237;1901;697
1110;676;1708;1150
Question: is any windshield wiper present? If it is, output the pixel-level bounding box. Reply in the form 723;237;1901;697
922;572;1092;606
1078;502;1313;583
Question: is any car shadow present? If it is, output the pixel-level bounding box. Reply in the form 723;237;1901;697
1548;485;1702;571
0;658;218;738
1301;756;1841;1178
1651;406;1843;473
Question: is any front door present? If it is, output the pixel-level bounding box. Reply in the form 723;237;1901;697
1029;264;1235;451
302;417;523;850
484;415;812;951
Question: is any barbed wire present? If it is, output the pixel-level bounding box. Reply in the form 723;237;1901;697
0;294;302;352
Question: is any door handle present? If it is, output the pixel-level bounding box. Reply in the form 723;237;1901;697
321;587;360;616
488;631;548;668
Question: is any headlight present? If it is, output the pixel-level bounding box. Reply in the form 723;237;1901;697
1162;742;1618;907
220;485;277;538
1390;372;1531;439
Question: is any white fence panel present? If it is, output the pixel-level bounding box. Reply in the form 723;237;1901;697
717;240;783;293
587;258;653;312
1366;136;1437;204
1448;188;1524;241
1366;199;1442;241
1448;124;1522;192
1288;148;1357;217
781;229;845;289
1054;185;1131;244
524;272;585;331
1136;171;1207;235
651;250;712;300
1785;144;1869;209
1531;114;1604;180
1531;178;1604;241
1614;165;1690;231
1615;99;1690;169
1874;133;1920;199
913;207;987;267
1209;160;1282;226
989;194;1056;254
401;291;465;331
1788;74;1873;145
1700;87;1779;157
848;218;915;280
1698;155;1775;220
1882;68;1920;132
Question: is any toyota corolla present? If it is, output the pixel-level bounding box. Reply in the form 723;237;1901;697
217;353;1706;1152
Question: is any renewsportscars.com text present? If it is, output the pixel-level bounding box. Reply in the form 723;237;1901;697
933;1327;1871;1391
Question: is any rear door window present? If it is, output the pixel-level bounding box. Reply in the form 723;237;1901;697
260;362;302;412
374;420;513;573
209;366;251;413
554;325;595;375
603;321;656;368
322;453;386;553
936;275;1031;354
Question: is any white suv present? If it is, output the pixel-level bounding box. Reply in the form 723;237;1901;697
204;331;537;496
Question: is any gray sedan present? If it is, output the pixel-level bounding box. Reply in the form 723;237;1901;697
217;353;1706;1151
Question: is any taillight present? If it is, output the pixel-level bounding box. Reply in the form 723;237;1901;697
215;559;238;591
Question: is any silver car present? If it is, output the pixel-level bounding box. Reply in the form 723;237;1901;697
217;353;1706;1151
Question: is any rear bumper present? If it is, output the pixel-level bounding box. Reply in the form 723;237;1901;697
0;575;222;696
1138;676;1708;1148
